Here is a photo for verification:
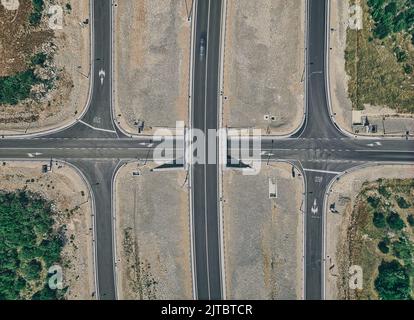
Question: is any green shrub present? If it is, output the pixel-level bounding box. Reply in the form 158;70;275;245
403;64;413;75
373;211;387;228
367;196;381;209
392;237;413;264
29;0;44;26
387;212;406;230
0;52;53;105
31;52;47;67
368;0;414;40
378;238;390;254
407;214;414;227
0;70;38;105
374;259;412;300
379;185;391;198
22;259;42;281
397;196;411;209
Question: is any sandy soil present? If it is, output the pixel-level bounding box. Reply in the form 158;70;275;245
328;0;414;136
0;160;95;299
223;162;304;299
325;164;414;300
223;0;305;136
0;0;90;135
114;162;192;299
114;0;191;135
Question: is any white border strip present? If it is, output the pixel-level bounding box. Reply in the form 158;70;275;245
218;0;227;300
188;0;198;300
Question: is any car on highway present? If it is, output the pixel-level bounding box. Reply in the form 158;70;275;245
199;36;206;57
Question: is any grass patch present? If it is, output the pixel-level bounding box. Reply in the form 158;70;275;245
345;0;414;112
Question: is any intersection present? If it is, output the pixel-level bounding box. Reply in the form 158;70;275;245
0;0;413;300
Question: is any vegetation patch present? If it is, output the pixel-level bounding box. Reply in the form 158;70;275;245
0;0;72;123
345;0;414;112
0;52;55;105
338;178;414;300
0;191;66;300
30;0;45;26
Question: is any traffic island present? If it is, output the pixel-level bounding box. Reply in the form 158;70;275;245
222;162;304;299
114;162;192;299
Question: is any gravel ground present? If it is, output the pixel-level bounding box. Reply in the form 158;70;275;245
223;162;304;299
114;0;191;135
0;0;90;135
114;162;192;299
223;0;305;135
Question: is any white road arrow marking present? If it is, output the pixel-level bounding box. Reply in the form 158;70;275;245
367;141;382;147
99;69;106;86
311;198;319;215
27;152;43;158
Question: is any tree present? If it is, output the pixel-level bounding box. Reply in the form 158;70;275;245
378;237;390;254
373;212;387;228
387;212;406;230
392;237;413;264
374;260;411;300
396;196;411;209
407;214;414;227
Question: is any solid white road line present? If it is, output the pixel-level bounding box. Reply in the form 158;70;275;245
79;120;117;133
303;168;342;175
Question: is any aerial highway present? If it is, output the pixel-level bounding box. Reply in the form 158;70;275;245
191;0;223;300
0;0;413;301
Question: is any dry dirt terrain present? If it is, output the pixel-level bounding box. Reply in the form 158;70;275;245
0;160;95;299
329;0;414;136
326;164;414;300
114;162;192;299
114;0;191;135
0;0;90;135
223;0;305;136
223;162;304;299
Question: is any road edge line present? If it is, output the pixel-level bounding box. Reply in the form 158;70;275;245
217;0;227;300
188;0;198;300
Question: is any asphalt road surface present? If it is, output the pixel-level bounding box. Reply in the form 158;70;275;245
191;0;223;300
0;0;413;301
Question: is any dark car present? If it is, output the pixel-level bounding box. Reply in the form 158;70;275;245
199;36;206;57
